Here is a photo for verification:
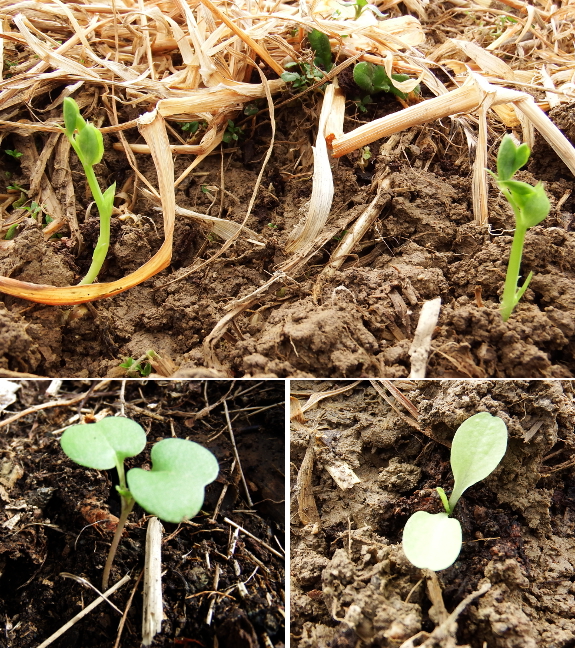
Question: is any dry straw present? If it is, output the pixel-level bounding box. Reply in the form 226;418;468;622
0;0;572;305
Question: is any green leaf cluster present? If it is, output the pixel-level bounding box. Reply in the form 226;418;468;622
492;135;551;320
60;416;219;523
402;412;507;571
353;62;418;100
281;30;332;90
222;120;244;144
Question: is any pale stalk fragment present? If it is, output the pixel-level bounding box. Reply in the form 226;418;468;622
409;297;442;379
285;83;335;253
142;517;164;646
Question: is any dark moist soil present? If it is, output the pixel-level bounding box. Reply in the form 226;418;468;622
2;91;575;378
290;380;575;648
0;379;285;648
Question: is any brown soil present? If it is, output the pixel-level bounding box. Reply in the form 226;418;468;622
0;379;285;648
1;92;575;377
290;380;575;648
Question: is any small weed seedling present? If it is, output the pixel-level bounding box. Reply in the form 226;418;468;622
281;29;332;89
60;417;219;589
490;134;551;321
222;120;244;144
119;356;152;377
62;97;116;285
4;149;22;160
402;412;507;571
353;62;418;100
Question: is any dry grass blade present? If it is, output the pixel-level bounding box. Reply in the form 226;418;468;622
296;432;321;527
299;380;362;414
285;83;335;253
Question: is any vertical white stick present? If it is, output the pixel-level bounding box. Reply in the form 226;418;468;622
142;517;164;646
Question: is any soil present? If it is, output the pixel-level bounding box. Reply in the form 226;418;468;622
2;87;575;378
0;379;285;648
290;380;575;648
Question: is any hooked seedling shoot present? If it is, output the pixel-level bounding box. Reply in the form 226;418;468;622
62;97;116;285
402;412;507;571
60;416;219;589
490;134;551;321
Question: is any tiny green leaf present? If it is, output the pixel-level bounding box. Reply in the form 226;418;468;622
497;134;530;181
63;97;81;138
498;180;550;228
101;182;117;217
60;417;147;470
308;29;332;72
448;412;507;510
402;511;462;571
127;438;219;523
281;71;301;83
76;123;104;166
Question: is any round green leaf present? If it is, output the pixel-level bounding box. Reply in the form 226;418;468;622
60;417;147;470
449;412;507;509
402;511;462;571
127;438;219;523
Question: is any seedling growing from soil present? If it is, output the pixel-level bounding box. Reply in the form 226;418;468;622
222;119;244;144
62;97;116;285
4;149;22;160
402;412;507;571
353;62;418;100
60;416;218;589
491;134;551;321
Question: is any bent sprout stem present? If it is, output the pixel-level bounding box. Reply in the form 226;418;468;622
62;96;115;286
77;164;112;286
102;494;134;591
500;221;530;322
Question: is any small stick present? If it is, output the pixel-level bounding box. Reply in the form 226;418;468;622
223;400;253;507
142;517;164;646
409;297;442;379
113;569;144;648
36;574;130;648
210;458;236;522
224;518;284;559
206;564;221;625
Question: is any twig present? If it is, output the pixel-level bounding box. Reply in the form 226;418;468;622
36;574;130;648
113;569;144;648
224;517;284;559
409;298;442;378
223;400;253;507
210;458;236;522
60;573;123;614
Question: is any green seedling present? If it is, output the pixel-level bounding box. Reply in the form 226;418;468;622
353;62;418;100
4;223;18;240
4;149;22;160
353;95;373;113
181;121;206;134
62;97;116;285
119;356;152;377
339;0;385;20
222;120;244;144
402;412;507;571
308;29;333;72
243;103;260;116
490;135;551;321
281;30;332;90
60;416;218;589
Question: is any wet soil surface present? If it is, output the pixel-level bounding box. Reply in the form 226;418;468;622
2;96;575;377
0;379;285;648
290;380;575;648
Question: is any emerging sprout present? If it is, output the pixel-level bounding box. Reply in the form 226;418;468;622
61;416;218;589
353;62;418;100
62;97;116;285
491;134;551;321
402;412;507;571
